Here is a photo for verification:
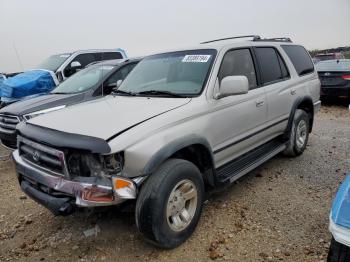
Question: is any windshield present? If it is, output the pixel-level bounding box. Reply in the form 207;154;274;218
37;54;71;71
118;49;216;96
51;65;114;94
316;60;350;71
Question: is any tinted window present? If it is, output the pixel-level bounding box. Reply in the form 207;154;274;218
255;47;285;84
102;52;123;60
281;45;314;76
64;53;96;77
218;49;257;89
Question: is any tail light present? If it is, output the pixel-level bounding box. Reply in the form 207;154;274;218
341;75;350;80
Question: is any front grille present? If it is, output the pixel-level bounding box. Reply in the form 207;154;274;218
18;136;69;177
0;114;20;131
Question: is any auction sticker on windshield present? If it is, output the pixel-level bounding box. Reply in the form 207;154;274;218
182;55;211;63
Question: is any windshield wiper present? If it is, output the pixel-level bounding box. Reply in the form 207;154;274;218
51;92;69;94
137;90;186;98
113;89;137;96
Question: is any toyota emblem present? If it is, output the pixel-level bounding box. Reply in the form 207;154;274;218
32;151;40;162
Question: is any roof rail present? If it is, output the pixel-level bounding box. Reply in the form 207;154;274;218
253;37;292;43
200;35;261;44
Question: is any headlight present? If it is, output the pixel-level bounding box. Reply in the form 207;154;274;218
23;105;66;120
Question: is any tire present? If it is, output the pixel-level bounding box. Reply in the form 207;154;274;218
135;158;205;249
327;237;350;262
283;109;310;157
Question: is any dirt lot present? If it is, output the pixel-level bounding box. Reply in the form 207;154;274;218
0;102;349;262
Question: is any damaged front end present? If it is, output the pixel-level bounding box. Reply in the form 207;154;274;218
13;135;139;216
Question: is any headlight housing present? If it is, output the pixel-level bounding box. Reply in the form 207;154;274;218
23;105;66;121
67;152;124;178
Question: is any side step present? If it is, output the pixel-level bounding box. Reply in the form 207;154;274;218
216;138;286;184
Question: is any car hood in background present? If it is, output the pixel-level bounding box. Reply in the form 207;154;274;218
0;93;84;115
27;96;191;140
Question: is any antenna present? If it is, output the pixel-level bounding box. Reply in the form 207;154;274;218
12;42;24;71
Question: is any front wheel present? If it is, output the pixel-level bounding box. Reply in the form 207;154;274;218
135;159;204;249
283;109;310;157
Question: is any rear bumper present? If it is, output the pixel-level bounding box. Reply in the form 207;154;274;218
321;86;350;97
13;150;126;214
330;215;350;247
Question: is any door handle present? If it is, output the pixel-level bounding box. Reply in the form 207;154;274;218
255;100;264;107
291;89;296;95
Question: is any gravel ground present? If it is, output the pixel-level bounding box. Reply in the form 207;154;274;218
0;102;349;262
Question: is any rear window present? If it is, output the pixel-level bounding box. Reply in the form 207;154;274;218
94;52;123;61
316;60;350;72
281;45;314;76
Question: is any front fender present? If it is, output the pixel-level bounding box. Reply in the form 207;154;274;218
120;134;214;178
142;134;214;175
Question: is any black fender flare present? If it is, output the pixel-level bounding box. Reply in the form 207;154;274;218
284;96;314;139
142;134;215;178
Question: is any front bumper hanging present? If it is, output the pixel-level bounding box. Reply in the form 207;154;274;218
12;150;139;215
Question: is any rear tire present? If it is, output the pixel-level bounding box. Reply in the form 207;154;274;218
283;109;310;157
327;237;350;262
135;159;204;249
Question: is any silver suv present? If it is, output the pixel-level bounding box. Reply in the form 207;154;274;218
12;36;321;248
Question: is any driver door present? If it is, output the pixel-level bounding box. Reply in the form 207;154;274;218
209;48;267;168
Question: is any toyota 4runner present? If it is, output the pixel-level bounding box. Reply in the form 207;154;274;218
12;36;321;248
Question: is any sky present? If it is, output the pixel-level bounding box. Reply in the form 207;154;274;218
0;0;349;73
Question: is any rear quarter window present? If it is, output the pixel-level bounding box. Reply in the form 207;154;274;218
281;45;314;76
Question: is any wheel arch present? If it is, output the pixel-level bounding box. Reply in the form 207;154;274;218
142;135;216;187
284;96;314;139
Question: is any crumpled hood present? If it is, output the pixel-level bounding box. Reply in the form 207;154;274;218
27;95;191;140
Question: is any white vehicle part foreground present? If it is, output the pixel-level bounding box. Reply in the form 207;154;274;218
330;214;350;247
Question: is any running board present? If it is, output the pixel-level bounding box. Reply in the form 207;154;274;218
216;138;287;184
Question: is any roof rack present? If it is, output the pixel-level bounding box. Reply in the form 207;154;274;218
200;35;261;44
253;37;292;43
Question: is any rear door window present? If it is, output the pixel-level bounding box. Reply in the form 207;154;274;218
218;49;257;90
281;45;314;76
255;47;288;85
101;52;123;60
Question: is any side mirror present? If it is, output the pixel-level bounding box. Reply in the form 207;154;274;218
116;79;123;88
70;61;82;68
215;76;249;99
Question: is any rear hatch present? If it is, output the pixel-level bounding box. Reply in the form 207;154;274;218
318;71;350;87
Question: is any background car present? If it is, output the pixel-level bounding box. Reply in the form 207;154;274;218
0;49;127;106
314;52;345;61
316;59;350;99
0;58;141;149
328;172;350;262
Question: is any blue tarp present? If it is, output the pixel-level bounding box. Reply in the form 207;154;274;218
0;75;5;86
331;172;350;228
0;70;58;100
